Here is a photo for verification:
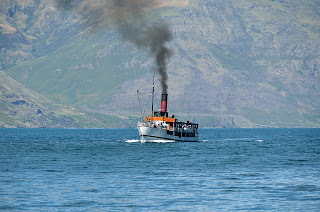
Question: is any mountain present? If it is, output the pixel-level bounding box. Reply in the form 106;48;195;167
1;0;320;128
0;71;137;128
0;70;79;127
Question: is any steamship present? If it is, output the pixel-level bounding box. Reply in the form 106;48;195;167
137;87;199;142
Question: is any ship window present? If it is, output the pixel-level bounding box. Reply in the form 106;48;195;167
153;111;168;117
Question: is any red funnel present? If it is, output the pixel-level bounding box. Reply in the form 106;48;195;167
161;94;168;112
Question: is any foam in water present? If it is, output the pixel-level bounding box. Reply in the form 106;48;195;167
141;139;175;143
125;139;175;143
140;139;175;143
125;139;140;143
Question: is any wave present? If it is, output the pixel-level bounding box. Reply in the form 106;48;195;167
125;139;175;143
125;139;140;143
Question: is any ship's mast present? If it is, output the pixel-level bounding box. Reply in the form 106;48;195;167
151;69;155;122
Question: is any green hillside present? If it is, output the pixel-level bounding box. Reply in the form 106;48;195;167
0;71;137;128
6;34;148;106
0;70;79;128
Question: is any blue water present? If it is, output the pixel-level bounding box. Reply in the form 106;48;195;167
0;128;320;211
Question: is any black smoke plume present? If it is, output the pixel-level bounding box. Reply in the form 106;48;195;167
109;0;173;94
54;0;173;94
118;21;172;94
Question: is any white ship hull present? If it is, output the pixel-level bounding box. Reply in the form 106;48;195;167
138;126;198;142
136;90;199;142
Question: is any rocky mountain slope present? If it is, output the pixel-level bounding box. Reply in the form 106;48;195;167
0;71;79;127
0;71;136;128
1;0;320;127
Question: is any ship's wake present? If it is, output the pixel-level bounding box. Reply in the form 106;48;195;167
141;139;175;143
125;139;175;143
125;139;140;143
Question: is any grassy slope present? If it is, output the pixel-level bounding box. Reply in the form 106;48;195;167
0;71;133;128
6;33;149;107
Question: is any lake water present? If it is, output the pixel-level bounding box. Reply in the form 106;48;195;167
0;128;319;211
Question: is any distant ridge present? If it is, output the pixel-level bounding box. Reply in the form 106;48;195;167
0;71;80;127
0;71;133;128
